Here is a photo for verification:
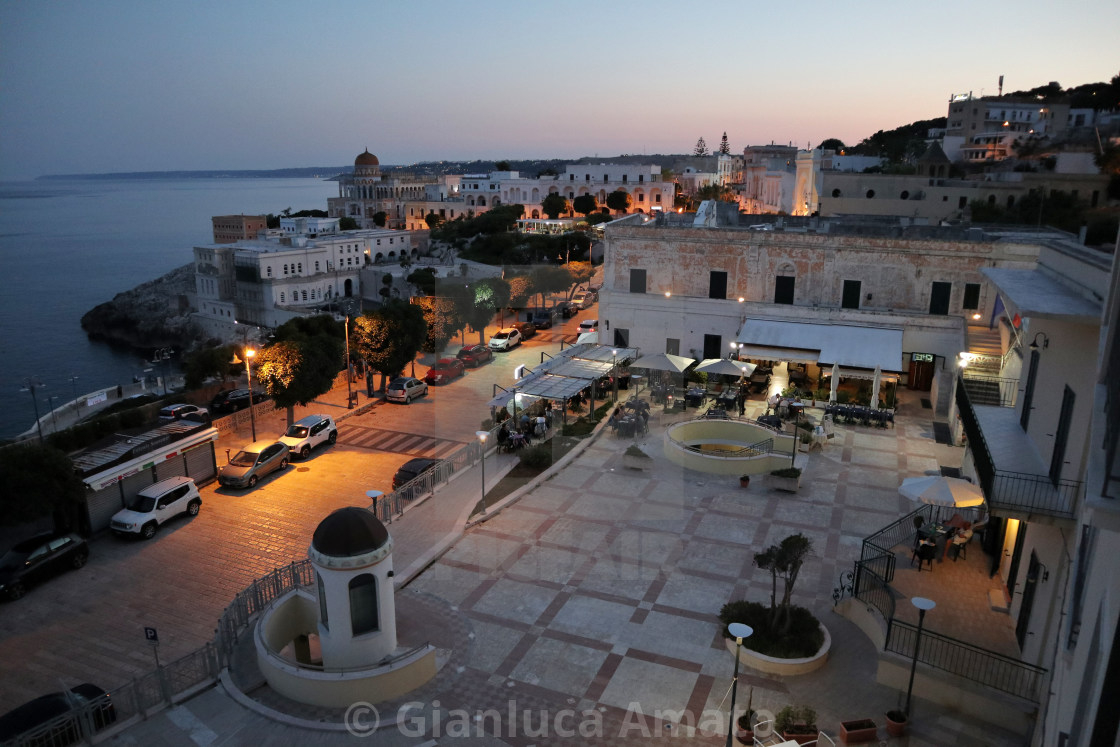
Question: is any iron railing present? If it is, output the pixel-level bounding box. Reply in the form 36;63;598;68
960;373;1018;408
956;373;1079;519
681;438;774;458
852;557;896;624
886;620;1047;702
860;504;935;573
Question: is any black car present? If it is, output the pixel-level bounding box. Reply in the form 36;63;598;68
530;308;557;329
554;301;576;319
210;388;253;413
511;321;536;340
392;458;441;490
0;683;116;745
0;533;89;601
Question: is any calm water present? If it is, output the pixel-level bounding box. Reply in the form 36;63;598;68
0;177;338;439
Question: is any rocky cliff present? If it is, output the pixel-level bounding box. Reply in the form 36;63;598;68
80;263;205;352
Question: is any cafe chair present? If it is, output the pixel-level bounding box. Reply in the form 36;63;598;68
911;542;936;571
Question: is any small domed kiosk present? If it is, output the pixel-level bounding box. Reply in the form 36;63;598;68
253;507;436;708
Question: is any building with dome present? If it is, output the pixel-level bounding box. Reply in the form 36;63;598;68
328;148;462;230
253;506;436;708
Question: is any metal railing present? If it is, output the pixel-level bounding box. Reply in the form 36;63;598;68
886;620;1047;702
852;557;896;624
681;437;774;458
860;504;935;574
960;373;1018;408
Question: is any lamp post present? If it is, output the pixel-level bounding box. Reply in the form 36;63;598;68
725;622;753;747
612;349;619;403
475;430;489;516
905;597;936;717
232;348;257;440
20;377;45;445
344;316;353;409
69;374;80;415
46;395;59;433
153;348;173;395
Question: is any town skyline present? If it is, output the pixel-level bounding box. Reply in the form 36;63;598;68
2;0;1116;181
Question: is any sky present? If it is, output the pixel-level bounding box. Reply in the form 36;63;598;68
1;0;1117;180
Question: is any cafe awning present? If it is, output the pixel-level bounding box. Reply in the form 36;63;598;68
737;319;904;372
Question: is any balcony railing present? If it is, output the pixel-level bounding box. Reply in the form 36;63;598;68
960;373;1018;408
886;620;1047;702
956;373;1079;519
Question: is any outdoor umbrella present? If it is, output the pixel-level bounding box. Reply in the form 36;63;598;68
829;361;839;403
629;352;696;374
899;476;985;508
694;358;757;379
870;365;882;409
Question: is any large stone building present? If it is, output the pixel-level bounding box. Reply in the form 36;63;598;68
211;214;267;244
327;149;460;230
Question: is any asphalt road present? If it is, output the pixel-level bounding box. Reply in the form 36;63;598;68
0;302;597;712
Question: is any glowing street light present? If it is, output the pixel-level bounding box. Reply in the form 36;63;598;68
232;348;257;440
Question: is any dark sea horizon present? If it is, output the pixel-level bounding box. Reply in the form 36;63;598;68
0;177;338;439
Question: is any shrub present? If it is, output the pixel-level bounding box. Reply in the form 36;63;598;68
718;600;824;658
835;391;851;404
770;467;801;478
775;705;817;734
520;445;552;470
624;444;649;458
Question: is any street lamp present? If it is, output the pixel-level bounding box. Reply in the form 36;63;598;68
232;348;257;440
20;377;44;445
612;349;619;403
725;622;753;747
905;597;936;717
69;374;80;414
45;395;59;433
153;347;173;395
475;430;489;516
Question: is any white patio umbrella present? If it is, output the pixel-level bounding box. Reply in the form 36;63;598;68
695;358;757;378
829;361;839;403
899;476;985;508
870;365;882;409
629;352;696;374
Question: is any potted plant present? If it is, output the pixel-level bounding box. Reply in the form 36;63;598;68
623;444;652;471
884;709;907;737
739;474;751;489
735;686;756;744
775;705;817;744
766;467;802;492
838;718;878;744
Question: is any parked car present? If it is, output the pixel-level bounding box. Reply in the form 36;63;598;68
157;403;207;421
424;358;465;385
489;327;522;351
578;319;599;334
511;321;536;340
279;414;338;459
218;440;289;489
554;300;576;319
0;683;116;744
571;292;593;309
110;476;201;540
0;533;88;601
392;457;441;490
210;388;253;413
530;308;556;329
386;376;428;404
456;344;493;368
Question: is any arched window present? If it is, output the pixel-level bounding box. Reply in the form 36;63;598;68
297;263;302;273
317;573;328;630
302;290;307;301
283;264;289;275
280;292;285;303
349;574;378;635
832;189;841;198
478;197;487;206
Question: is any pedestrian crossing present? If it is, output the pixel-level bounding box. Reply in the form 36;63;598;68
337;422;465;459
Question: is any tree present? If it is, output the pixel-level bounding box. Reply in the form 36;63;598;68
754;533;812;635
0;444;87;533
372;211;388;227
565;261;594;295
695;183;737;203
352;300;427;392
718;132;730;155
529;265;571;308
572;194;598;216
414;295;463;353
459;277;510;342
606;189;633;214
495;160;512;171
182;343;237;389
424;212;444;229
694;137;709;156
256;315;346;424
506;275;533;316
407;267;437;296
819;138;846;152
338;216;359;230
540;193;570;220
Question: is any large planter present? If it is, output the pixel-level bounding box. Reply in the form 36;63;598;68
623;454;651;471
884;711;907;737
765;474;801;492
735;714;754;744
838;718;878;744
782;729;818;745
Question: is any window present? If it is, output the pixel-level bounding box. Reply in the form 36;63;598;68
1067;525;1096;648
842;280;861;309
281;292;285;303
297;263;302;273
629;269;647;294
1050;385;1075;484
638;175;644;183
929;282;951;315
317;573;329;630
900;191;909;200
958;196;968;209
703;334;722;360
315;261;320;271
1021;349;1040;430
613;328;629;346
774;276;795;305
349;574;379;635
866;190;875;199
267;267;273;277
832;188;841;198
709;271;727;300
655;194;661;203
666;338;680;355
963;283;981;310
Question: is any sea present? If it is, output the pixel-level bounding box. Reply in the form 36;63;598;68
0;177;338;440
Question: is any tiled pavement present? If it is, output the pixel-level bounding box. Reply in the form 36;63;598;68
151;387;1031;746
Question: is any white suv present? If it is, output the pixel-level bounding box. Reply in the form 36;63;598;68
488;327;522;351
110;476;201;540
279;414;338;459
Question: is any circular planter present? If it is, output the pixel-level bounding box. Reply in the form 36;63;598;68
723;621;831;675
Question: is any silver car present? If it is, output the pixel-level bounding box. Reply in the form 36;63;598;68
218;440;289;489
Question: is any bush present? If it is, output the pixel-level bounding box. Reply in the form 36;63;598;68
625;444;649;458
718;600;824;659
519;445;553;471
770;467;801;478
775;705;817;734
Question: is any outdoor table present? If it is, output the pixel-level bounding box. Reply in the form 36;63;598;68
685;389;705;407
715;393;736;410
705;408;729;420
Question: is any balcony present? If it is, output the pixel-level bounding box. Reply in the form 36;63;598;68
956;373;1079;519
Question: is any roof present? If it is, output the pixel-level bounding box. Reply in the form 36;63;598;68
311;507;389;558
981;267;1102;323
736;319;904;372
355;149;379;167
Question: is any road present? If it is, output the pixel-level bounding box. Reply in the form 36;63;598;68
0;300;598;711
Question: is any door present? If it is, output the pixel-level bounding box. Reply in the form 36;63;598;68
1049;385;1075;484
841;280;861;310
929;281;952;315
908;358;934;391
1016;551;1041;649
774;276;795;304
703;334;722;361
1020;350;1040;429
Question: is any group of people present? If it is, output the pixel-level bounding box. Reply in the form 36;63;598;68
609;400;651;435
496;401;554;452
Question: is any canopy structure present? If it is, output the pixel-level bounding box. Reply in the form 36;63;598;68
630;352;696;373
492;344;640;407
736;319;904;372
899;476;985;508
695;358;757;378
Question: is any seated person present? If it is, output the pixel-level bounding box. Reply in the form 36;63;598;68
945;513;969;530
497;424;510;451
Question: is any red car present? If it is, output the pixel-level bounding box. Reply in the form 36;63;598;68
456;344;493;368
424;357;466;385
